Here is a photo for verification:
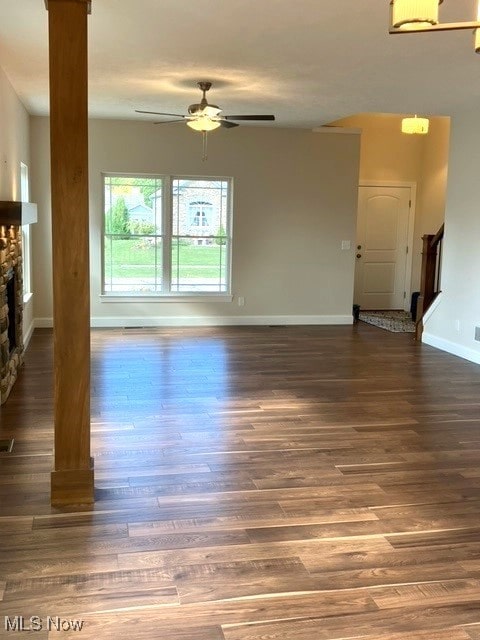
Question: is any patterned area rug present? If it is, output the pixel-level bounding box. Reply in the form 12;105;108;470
359;310;415;333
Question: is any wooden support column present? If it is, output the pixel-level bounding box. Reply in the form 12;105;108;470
46;0;94;505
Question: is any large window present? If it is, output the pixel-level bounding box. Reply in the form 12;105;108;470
103;174;232;295
20;162;32;299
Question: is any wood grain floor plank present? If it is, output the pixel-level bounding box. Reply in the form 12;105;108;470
126;507;378;537
28;590;377;639
117;537;394;571
303;631;472;640
221;605;480;640
2;567;179;616
303;562;470;590
370;578;480;609
171;556;318;604
0;555;120;582
2;586;179;617
0;529;251;566
386;527;480;549
301;545;480;577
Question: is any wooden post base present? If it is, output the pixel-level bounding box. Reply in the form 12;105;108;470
51;464;94;506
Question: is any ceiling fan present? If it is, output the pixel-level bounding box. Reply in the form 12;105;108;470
135;81;275;132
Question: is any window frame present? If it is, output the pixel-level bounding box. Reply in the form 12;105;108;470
101;173;233;301
20;162;32;302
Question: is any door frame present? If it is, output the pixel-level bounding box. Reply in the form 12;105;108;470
357;180;417;312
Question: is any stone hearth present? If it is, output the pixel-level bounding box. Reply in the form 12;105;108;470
0;225;23;404
0;201;37;404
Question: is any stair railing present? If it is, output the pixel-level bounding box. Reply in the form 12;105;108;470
415;224;444;340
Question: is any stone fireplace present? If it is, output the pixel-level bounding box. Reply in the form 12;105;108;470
0;201;37;404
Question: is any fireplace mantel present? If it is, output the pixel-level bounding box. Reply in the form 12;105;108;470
0;201;38;226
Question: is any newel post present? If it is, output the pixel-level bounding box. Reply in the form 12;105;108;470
415;233;437;341
45;0;94;505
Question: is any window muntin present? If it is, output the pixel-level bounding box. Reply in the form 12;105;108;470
103;175;231;295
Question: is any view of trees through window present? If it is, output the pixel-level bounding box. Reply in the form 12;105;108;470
103;175;231;294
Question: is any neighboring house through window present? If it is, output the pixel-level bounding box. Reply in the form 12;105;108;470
103;174;232;295
190;202;212;227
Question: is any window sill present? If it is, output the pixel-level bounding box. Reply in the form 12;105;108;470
99;294;233;303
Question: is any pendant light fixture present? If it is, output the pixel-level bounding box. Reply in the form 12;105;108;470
389;0;480;53
401;115;430;135
391;0;442;30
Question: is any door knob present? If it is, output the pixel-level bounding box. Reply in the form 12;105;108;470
356;253;362;259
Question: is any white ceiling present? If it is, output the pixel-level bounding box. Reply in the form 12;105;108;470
1;0;480;127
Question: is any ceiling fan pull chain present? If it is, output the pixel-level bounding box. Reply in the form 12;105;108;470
202;130;208;161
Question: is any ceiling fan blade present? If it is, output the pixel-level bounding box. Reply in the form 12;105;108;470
135;109;186;118
220;120;239;129
154;119;185;125
224;115;275;121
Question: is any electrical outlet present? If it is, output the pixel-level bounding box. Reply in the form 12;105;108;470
238;296;245;307
475;326;480;342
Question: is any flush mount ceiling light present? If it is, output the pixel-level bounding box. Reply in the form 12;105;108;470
401;115;430;134
389;0;480;51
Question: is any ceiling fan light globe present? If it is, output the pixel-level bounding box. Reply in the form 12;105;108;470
187;117;222;132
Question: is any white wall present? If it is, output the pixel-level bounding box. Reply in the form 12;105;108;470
422;109;480;365
30;117;361;326
0;65;33;342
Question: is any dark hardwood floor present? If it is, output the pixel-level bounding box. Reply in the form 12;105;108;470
1;323;480;638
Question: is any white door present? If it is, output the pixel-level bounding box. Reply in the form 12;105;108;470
354;186;411;310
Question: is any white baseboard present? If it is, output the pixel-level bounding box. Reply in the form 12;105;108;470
23;320;36;349
34;315;353;329
35;318;54;328
422;332;480;366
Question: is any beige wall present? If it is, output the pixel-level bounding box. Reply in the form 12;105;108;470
333;113;450;293
422;109;480;364
0;65;33;340
335;113;424;183
30;117;361;325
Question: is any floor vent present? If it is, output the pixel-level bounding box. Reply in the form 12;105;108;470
0;439;14;453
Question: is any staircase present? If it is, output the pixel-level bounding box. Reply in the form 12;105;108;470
415;224;444;340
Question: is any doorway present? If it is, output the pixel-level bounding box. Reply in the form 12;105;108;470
354;183;415;311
